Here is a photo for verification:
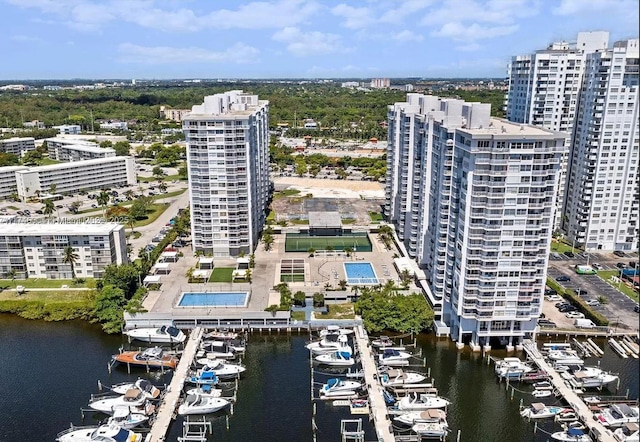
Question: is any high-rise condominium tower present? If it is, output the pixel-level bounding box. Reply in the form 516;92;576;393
564;39;639;252
386;94;567;347
183;91;270;257
506;31;610;229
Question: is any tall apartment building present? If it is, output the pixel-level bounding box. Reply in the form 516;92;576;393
386;94;567;347
371;78;390;89
506;31;610;229
564;39;639;252
0;221;127;279
47;138;115;162
0;137;36;157
183;91;270;257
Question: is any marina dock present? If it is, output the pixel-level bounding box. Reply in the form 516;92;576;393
147;327;204;442
522;339;616;442
354;325;395;442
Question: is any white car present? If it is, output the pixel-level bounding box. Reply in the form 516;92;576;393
585;299;600;307
592;263;603;270
565;311;585;319
546;294;562;302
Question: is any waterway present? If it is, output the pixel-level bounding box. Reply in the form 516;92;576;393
0;315;637;442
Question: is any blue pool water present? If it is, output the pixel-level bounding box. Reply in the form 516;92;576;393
344;262;379;284
178;292;249;307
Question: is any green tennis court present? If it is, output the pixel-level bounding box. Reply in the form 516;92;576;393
285;233;372;252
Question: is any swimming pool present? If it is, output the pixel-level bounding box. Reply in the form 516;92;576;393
344;262;379;285
177;292;249;307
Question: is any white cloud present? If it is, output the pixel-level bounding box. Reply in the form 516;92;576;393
379;0;434;24
331;4;374;29
10;34;44;43
432;22;519;42
392;30;424;42
118;42;260;64
552;0;637;15
421;0;538;26
272;27;347;56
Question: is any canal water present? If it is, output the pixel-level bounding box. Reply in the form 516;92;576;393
0;315;637;442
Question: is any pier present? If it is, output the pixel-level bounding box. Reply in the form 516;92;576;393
147;327;204;442
353;325;394;442
522;339;616;442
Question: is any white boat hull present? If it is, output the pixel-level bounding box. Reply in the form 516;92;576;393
551;431;592;441
89;396;146;415
178;397;229;415
520;406;565;419
315;354;355;366
397;396;449;411
124;326;185;344
185;388;222;397
412;422;448;437
320;380;361;396
380;371;426;387
532;390;553;398
56;424;139;442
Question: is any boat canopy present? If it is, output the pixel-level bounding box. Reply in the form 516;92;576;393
124;389;142;401
167;326;181;337
338;352;351;359
421;409;446;419
531;403;546;411
201;371;217;380
382;349;400;358
567;428;584;436
327;378;340;388
142;347;163;359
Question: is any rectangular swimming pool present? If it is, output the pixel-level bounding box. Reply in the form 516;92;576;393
177;292;249;308
344;262;379;285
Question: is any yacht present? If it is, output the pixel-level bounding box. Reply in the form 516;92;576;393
107;406;148;429
378;349;411;366
306;334;350;354
110;379;161;400
394;409;448;426
319;378;362;397
56;423;140;442
494;357;534;379
412;422;449;438
201;339;246;353
89;389;147;414
319;325;353;337
185;385;223;397
571;367;619;388
397;393;449;411
198;341;237;359
613;423;639;442
551;428;593;442
520;403;567;420
532;390;554;398
547;350;584;366
314;351;355;367
198;359;246;379
380;369;426;387
371;336;405;349
124;325;185;344
112;347;178;370
595;404;640;428
203;330;238;340
178;394;230;415
188;370;219;386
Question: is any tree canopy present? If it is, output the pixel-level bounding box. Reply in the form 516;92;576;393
356;284;433;333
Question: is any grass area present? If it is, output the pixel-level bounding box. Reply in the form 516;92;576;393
0;278;92;289
126;231;142;239
290;311;306;321
6;205;19;210
290;219;309;225
37;157;61;166
273;189;301;199
342;218;356;225
550;238;583;254
209;267;235;283
598;270;639;302
75;189;186;215
132;203;169;227
137;174;184;182
368;212;383;222
281;274;305;282
0;289;92;302
266;210;276;223
320;303;355;319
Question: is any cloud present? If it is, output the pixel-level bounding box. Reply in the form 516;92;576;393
421;0;538;26
10;34;44;43
432;22;519;42
392;30;424;42
379;0;434;24
331;4;374;29
552;0;637;15
118;42;260;64
272;27;347;56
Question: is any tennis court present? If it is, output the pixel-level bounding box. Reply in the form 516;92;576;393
285;232;373;252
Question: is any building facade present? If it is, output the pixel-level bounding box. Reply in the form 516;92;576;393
0;221;127;279
0;166;28;199
53;125;82;135
184;91;270;257
14;156;136;198
564;39;639;252
47;138;116;162
505;31;610;229
0;137;36;157
386;94;567;347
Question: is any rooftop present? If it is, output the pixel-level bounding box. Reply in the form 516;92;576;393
0;221;124;236
14;156;132;173
461;118;567;138
0;137;35;143
308;211;342;229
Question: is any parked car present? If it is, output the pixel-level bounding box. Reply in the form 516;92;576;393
629;261;637;269
564;251;575;258
172;240;186;248
545;288;557;296
35;209;43;214
91;204;97;208
575;318;596;329
537;319;557;328
556;301;571;309
614;250;626;257
592;263;603;270
565;311;585;319
556;275;571;282
546;294;562;302
559;305;577;313
616;263;627;269
574;289;588;297
635;304;640;313
585;299;600;307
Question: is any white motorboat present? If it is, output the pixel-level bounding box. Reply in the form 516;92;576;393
124;325;186;344
613;423;639;442
319;325;354;337
572;367;619;388
547;350;584;365
204;330;238;340
595;404;640;428
187;370;219;386
378;349;411;366
306;334;349;354
532;390;553;398
110;379;161;400
199;359;246;379
199;341;237;359
56;423;140;442
397;393;449;411
309;342;353;356
380;369;426;387
315;351;355;367
495;357;534;379
178;394;230;415
412;422;449;438
371;335;405;350
533;381;553;390
551;427;593;441
394;409;448;426
89;389;147;414
202;339;246;353
319;378;362;397
186;386;223;397
520;403;567;420
555;409;579;423
107;406;148;429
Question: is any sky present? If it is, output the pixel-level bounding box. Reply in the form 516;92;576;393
0;0;638;80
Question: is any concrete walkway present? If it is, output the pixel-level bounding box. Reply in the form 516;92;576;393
147;327;203;442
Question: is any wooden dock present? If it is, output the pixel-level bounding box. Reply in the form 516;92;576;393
522;339;616;442
354;325;395;442
147;327;204;442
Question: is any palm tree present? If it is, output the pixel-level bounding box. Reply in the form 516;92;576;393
42;199;55;218
96;190;110;218
62;246;79;279
124;189;135;201
6;269;17;289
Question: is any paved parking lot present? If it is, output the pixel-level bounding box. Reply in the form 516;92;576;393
548;262;639;331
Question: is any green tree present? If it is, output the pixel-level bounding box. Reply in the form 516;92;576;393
62;245;79;279
129;196;151;220
294;290;306;307
100;140;113;148
124;189;135;201
0;152;20;167
101;263;140;299
152;166;165;180
356;287;433;333
21;150;43;165
96;190;110;218
338;279;348;291
313;292;325;307
42;199;55;218
262;232;274;251
113;141;131;156
49;183;57;194
178;164;188;179
93;284;127;333
68;200;82;213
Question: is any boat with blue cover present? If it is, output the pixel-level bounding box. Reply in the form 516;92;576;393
315;351;355;366
188;370;219;386
319;378;362;397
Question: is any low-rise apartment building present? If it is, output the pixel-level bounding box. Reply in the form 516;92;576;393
0;137;36;157
0;221;127;279
0;166;28;199
47;138;115;162
53;125;81;135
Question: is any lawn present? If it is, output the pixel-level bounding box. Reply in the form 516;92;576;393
550;239;583;254
0;278;92;289
281;274;305;283
290;311;306;321
132;203;170;227
266;210;276;224
290;219;309;225
320;303;355;319
598;270;639;302
368;212;384;222
209;267;235;283
75;189;186;215
6;205;19;210
0;289;93;302
37;157;61;166
137;174;184;182
273;189;301;199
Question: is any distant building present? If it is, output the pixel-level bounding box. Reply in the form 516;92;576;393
0;166;28;199
0;137;36;157
303;119;318;129
184;90;270;257
22;120;45;129
405;84;414;92
99;121;128;131
370;78;390;89
160;106;191;122
0;221;127;279
53;125;81;135
46;138;115;162
341;81;360;88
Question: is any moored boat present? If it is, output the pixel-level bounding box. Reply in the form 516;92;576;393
613;423;639;442
571;366;619;388
203;330;238;340
198;341;237;359
397;393;449;411
315;351;355;366
319;378;362;396
520;402;566;419
187;370;219;386
56;423;140;442
185;385;223;397
394;409;448;426
380;369;426;387
595;404;640;428
551;428;592;441
306;334;350;354
124;325;185;344
412;421;449;438
378;348;411;366
178;394;230;415
111;379;161;400
319;325;354;337
198;360;246;379
89;389;154;415
532;390;553;398
495;357;534;379
107;406;148;429
112;347;178;370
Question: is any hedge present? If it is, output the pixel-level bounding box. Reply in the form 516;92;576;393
546;278;609;326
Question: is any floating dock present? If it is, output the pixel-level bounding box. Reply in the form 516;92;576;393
353;325;395;442
147;327;204;442
522;339;616;442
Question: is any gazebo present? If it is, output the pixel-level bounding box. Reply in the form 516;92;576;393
151;262;171;275
160;251;179;263
198;257;215;270
143;275;162;288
